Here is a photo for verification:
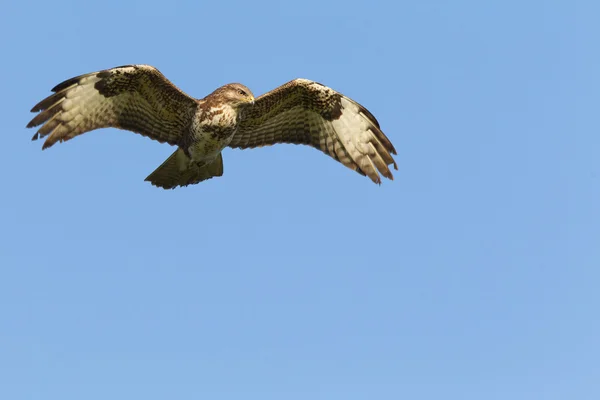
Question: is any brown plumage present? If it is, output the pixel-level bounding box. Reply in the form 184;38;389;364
27;64;397;189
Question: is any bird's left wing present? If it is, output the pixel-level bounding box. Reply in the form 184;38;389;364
27;64;198;149
229;79;397;183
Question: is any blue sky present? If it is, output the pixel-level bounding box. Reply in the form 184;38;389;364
1;1;598;399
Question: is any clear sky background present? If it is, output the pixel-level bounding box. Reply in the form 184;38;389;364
0;1;598;399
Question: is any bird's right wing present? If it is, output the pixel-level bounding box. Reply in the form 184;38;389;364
230;79;397;184
27;64;198;149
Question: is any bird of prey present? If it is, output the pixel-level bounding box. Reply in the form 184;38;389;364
27;64;397;189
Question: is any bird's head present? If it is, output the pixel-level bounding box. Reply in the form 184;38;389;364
217;83;255;108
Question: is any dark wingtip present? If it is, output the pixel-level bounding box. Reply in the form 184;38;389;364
51;76;79;92
41;138;55;150
357;103;381;129
50;70;97;92
30;98;51;113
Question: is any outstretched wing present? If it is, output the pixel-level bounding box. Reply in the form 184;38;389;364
27;64;197;149
229;79;397;184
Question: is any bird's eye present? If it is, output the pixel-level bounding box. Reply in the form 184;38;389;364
238;89;247;96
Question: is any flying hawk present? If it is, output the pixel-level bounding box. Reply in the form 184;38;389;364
27;65;397;189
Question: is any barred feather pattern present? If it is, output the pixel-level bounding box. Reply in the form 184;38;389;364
26;65;197;149
230;79;397;184
27;65;397;187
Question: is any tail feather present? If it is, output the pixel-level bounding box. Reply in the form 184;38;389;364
145;149;224;189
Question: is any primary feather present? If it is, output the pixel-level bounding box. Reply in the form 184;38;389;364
27;65;197;149
27;65;397;188
232;78;397;184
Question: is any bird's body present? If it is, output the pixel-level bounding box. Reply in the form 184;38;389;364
186;85;251;164
177;93;242;171
27;65;397;189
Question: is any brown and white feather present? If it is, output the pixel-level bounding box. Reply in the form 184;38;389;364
27;66;398;187
231;79;397;183
27;65;197;149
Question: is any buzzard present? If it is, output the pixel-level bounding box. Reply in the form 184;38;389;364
27;65;397;189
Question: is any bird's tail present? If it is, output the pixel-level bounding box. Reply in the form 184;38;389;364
145;148;224;189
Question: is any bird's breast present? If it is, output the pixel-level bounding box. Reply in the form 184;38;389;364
186;106;239;163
